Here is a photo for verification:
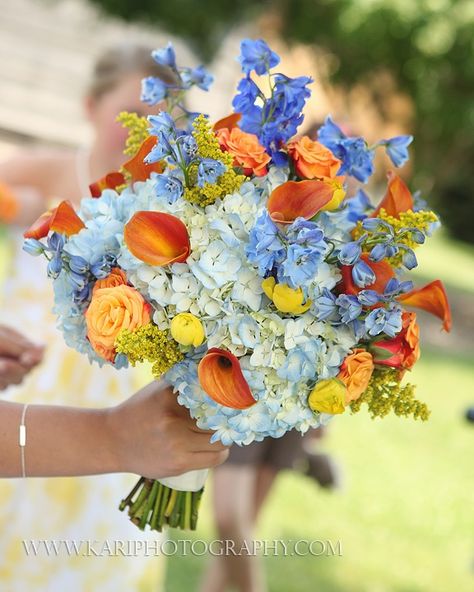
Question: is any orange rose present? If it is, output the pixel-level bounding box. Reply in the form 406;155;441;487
372;312;420;371
216;127;270;177
92;267;127;295
85;284;151;361
287;136;341;180
338;348;374;404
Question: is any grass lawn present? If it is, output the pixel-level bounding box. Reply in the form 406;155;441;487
165;350;474;591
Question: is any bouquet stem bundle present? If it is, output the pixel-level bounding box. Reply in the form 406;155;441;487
119;477;204;531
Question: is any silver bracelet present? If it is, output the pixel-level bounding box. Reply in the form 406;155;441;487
19;403;29;478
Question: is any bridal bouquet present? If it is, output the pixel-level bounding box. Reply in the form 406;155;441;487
24;39;451;532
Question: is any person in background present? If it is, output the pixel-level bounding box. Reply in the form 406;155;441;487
0;43;178;591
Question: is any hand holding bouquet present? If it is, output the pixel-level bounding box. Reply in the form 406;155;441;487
24;39;451;531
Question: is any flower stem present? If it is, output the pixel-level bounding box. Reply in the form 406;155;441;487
119;477;204;532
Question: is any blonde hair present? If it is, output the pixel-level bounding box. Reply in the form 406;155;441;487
88;42;179;100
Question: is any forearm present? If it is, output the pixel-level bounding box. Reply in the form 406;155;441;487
0;400;119;478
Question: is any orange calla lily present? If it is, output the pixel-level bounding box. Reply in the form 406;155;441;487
213;112;241;131
340;254;395;297
89;171;126;198
397;279;451;331
267;180;335;224
372;171;414;218
198;348;256;409
24;200;85;239
123;136;164;183
124;210;190;266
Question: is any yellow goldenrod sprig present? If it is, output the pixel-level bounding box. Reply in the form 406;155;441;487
115;323;184;378
350;367;430;421
183;114;245;207
353;208;438;267
116;111;150;157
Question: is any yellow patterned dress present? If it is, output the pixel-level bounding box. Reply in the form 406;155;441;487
0;231;165;591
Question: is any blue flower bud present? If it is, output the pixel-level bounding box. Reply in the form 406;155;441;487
399;280;414;293
369;243;387;262
69;255;89;274
68;271;87;291
338;241;362;265
352;260;376;288
383;135;413;168
47;232;65;252
402;248;418;270
385;244;399;257
47;255;62;278
151;43;177;70
409;228;425;244
23;238;44;256
357;289;380;306
361;218;382;231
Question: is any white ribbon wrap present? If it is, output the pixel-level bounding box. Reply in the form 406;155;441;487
158;468;208;492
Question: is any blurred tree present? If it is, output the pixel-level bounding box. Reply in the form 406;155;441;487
88;0;474;242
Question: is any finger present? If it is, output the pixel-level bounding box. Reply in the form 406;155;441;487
185;431;229;453
0;329;38;359
0;359;28;386
20;346;45;368
188;449;230;470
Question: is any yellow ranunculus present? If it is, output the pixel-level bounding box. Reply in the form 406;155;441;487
321;178;346;211
262;277;311;314
170;313;205;347
308;378;347;414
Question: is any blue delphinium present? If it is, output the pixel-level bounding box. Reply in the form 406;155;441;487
313;288;339;322
381;135;413;167
246;210;286;276
197;158;226;187
336;294;362;324
337;235;366;265
238;38;280;75
154;172;184;203
139;42;213;108
277;219;328;288
180;65;214;91
141;76;169;106
365;305;403;337
233;39;312;164
351;259;376;288
151;42;177;69
318;116;413;183
23;238;45;256
345;189;373;223
336;137;375;183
